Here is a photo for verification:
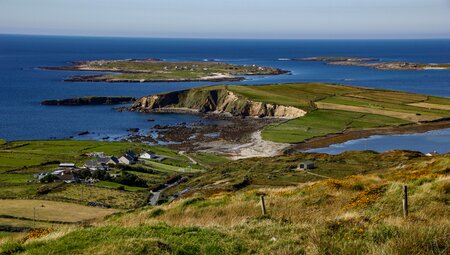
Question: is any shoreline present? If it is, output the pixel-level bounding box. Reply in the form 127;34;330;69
291;120;450;152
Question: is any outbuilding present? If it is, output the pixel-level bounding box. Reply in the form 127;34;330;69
298;161;315;170
119;155;135;165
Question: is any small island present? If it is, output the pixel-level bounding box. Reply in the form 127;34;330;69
288;56;450;70
41;96;136;106
42;59;288;83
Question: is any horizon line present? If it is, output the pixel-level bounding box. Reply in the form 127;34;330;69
1;32;450;41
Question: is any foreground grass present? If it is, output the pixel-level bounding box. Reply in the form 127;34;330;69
3;152;448;254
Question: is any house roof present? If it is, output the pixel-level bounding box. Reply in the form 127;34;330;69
125;151;137;159
300;160;315;165
120;155;134;161
59;163;76;167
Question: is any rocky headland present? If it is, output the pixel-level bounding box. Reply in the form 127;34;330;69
129;87;306;118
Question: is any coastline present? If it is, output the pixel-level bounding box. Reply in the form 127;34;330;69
291;119;450;152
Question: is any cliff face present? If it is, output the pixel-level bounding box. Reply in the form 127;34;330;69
131;89;306;118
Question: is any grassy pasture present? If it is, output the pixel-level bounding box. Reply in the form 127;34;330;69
262;109;409;143
0;200;118;223
224;83;450;143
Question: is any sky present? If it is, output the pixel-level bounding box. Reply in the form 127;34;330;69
0;0;449;39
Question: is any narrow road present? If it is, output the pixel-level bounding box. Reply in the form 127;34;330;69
179;151;200;165
302;170;331;179
148;181;182;206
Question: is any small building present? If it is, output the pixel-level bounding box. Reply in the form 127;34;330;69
125;151;138;161
107;156;120;165
84;160;108;171
33;172;50;180
139;152;157;160
59;163;76;168
58;172;79;183
119;155;135;165
298;161;315;170
425;150;439;157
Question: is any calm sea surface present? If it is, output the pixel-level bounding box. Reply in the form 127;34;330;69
0;35;449;152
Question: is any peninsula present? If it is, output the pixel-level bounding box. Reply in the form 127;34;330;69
289;56;450;70
129;83;450;155
43;59;288;82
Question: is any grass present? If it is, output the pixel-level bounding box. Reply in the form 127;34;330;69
227;83;450;142
44;184;147;209
0;200;118;223
69;60;283;82
228;83;358;111
4;152;449;254
146;83;450;143
0;140;213;209
262;109;409;143
96;181;148;192
142;160;204;173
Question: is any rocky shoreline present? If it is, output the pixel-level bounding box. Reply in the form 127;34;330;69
63;74;245;83
42;96;136;106
288;56;450;70
292;119;450;152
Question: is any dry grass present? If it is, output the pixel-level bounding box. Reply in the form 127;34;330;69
316;102;440;122
3;154;449;254
0;200;118;223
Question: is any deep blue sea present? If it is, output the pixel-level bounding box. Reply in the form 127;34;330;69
0;35;449;152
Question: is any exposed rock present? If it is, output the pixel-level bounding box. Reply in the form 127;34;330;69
127;128;140;133
42;96;136;106
130;88;306;119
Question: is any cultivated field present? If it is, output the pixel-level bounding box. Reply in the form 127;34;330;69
0;200;118;223
226;83;450;143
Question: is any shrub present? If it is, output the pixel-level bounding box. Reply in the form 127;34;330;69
114;172;148;188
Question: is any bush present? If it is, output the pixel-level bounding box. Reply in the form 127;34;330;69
92;170;110;181
114;172;148;188
40;174;57;183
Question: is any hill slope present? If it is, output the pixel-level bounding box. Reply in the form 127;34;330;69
2;151;449;255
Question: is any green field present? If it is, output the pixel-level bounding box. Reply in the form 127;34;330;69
262;109;410;143
225;83;450;143
0;140;222;210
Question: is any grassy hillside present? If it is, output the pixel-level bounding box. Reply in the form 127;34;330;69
0;140;227;231
2;151;448;254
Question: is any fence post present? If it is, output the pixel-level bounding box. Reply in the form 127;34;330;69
33;207;36;228
403;185;408;219
260;195;267;216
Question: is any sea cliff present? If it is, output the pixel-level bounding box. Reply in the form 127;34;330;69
130;87;306;118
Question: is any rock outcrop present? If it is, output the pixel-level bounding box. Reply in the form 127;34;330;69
130;88;306;118
42;96;136;106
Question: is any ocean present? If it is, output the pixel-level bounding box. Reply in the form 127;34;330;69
0;35;449;152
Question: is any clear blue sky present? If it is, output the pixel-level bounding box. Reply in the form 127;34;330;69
0;0;449;39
